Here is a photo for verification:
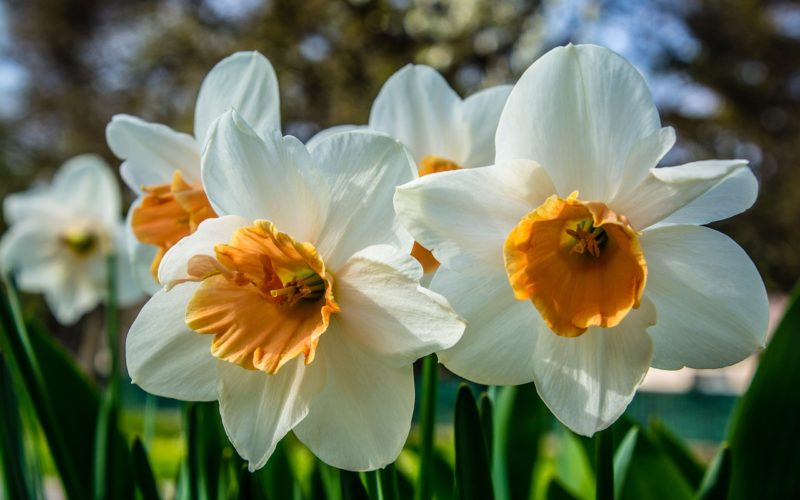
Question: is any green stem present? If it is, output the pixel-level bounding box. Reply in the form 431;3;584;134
143;393;157;449
365;470;384;500
380;464;400;500
0;276;84;499
595;427;614;500
415;354;438;500
104;254;120;401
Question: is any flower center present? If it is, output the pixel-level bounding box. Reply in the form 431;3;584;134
504;192;647;337
60;227;100;257
176;220;339;374
412;155;463;272
131;170;216;281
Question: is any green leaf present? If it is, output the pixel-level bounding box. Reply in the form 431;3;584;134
546;478;579;500
454;385;494;500
727;288;800;499
258;439;299;500
615;428;693;500
237;463;267;500
415;354;439;500
92;387;136;500
479;392;494;463
379;464;401;500
132;438;161;500
0;282;85;499
553;429;594;500
594;428;614;500
695;444;731;500
612;427;638;500
648;420;704;489
491;383;551;500
0;356;37;499
183;402;227;500
341;469;369;500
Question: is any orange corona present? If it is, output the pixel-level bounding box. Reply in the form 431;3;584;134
504;192;647;337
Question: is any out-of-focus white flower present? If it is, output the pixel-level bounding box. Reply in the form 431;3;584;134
1;155;143;324
394;44;769;436
126;111;465;471
309;64;512;272
106;51;280;294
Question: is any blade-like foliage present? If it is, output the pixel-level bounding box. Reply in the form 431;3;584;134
454;385;494;500
728;288;800;498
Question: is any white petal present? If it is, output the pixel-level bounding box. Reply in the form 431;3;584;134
218;356;325;471
125;282;217;401
461;84;513;168
651;166;758;227
202;111;327;242
111;224;146;307
305;124;365;150
612;159;753;230
293;326;414;471
394;160;554;275
640;225;768;369
106;114;201;189
45;271;101;325
334;245;464;366
0;218;64;287
433;267;540;385
368;64;466;164
194;51;281;144
532;299;655;436
496;44;661;200
52;155;120;224
158;215;250;285
614;126;676;198
310;131;415;269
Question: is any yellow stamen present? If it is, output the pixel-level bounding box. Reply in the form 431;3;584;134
504;193;647;337
61;228;100;257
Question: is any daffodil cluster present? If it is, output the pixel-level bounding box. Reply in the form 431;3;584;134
0;43;768;473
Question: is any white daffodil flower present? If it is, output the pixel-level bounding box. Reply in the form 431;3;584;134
309;64;512;272
125;110;465;471
106;51;280;294
0;155;143;324
394;44;769;436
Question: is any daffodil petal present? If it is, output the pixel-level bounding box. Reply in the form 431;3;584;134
158;215;250;285
106;114;201;190
461;84;513;168
613;159;753;230
532;298;655;436
217;356;326;471
641;225;768;369
650;166;758;227
368;64;466;164
111;224;146;307
55;155;121;225
0;218;64;287
394;160;554;275
305;124;365;150
310;131;415;269
45;274;100;326
614;126;676;198
294;327;414;471
202;111;326;242
125;283;217;401
193;51;281;144
496;44;661;200
334;245;464;366
433;267;540;385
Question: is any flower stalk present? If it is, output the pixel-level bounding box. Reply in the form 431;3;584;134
415;354;438;500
